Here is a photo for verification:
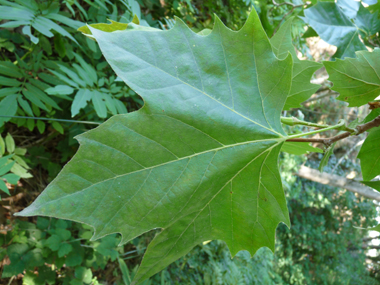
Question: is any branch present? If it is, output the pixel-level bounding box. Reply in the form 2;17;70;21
297;166;380;202
286;115;380;147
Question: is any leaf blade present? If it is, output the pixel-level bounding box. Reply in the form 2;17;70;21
16;11;293;284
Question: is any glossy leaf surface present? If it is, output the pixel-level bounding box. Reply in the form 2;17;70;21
17;11;292;284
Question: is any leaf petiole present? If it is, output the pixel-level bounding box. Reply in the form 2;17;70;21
286;119;346;139
282;116;357;134
281;116;329;128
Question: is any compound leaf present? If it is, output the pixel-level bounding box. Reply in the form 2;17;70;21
16;11;292;284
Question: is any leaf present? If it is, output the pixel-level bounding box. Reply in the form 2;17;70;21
0;179;10;195
74;266;93;283
0;136;5;156
55;64;87;87
45;85;75;95
95;235;120;261
13;155;30;169
35;16;79;44
361;224;380;233
0;160;14;176
0;75;22;86
72;64;94;87
324;49;380;107
319;142;336;172
5;133;15;153
355;5;380;36
45;13;84;30
16;11;293;284
17;96;34;116
48;69;78;88
22;25;39;44
0;94;18;126
37;120;46;134
337;0;359;19
270;17;322;110
52;121;64;134
0;61;23;78
301;1;366;59
71;89;92;117
32;16;54;37
2;173;20;184
78;20;128;36
92;90;107;118
11;163;33;179
45;235;61;251
14;148;26;156
73;53;98;84
363;109;380;124
358;127;380;181
0;5;34;21
281;142;323;155
362;180;380;191
78;15;146;37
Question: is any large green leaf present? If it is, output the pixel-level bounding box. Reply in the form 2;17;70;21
270;18;322;110
302;1;367;58
357;110;380;181
16;11;292;283
324;49;380;107
358;127;380;181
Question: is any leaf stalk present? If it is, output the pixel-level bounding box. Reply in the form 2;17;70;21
286;115;380;147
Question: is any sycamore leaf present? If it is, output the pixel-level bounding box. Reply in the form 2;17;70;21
16;11;293;284
357;111;380;181
324;49;380;107
270;17;322;110
358;127;380;181
302;1;366;59
355;5;380;36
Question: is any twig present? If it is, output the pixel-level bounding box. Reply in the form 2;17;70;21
286;115;380;147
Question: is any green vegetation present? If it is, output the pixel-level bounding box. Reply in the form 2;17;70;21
1;0;380;284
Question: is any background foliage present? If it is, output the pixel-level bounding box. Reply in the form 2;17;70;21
1;0;380;284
